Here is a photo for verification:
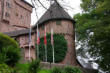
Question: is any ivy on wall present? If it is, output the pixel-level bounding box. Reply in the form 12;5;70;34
35;34;67;63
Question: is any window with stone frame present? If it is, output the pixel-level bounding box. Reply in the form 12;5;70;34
2;0;10;21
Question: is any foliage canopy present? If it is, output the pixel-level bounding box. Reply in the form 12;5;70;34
74;0;110;72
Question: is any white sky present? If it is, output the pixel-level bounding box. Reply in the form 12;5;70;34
26;0;82;25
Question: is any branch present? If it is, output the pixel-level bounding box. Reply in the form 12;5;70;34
38;0;48;10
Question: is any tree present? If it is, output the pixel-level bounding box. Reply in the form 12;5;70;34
74;0;110;72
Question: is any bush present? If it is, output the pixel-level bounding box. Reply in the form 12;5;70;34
14;63;29;73
0;33;19;49
36;34;67;63
64;66;82;73
0;46;20;67
51;67;63;73
0;33;20;67
0;64;13;73
28;59;41;73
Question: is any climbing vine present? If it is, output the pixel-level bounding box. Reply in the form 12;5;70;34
35;34;67;63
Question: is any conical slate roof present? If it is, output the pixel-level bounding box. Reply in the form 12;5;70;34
33;2;75;29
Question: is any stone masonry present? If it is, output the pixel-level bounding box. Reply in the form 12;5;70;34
0;0;32;32
0;0;35;61
36;20;78;66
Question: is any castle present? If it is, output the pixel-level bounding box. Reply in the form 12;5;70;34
0;0;97;73
0;0;78;65
0;0;35;61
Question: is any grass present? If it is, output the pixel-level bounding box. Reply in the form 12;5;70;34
38;69;51;73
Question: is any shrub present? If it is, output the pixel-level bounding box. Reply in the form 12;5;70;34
0;33;19;49
14;63;29;73
28;59;41;73
36;34;67;63
0;33;20;67
0;46;20;67
51;67;63;73
0;63;13;73
64;66;82;73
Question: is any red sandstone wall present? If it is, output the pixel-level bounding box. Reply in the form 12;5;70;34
17;34;36;61
36;20;78;66
0;0;32;32
0;0;1;31
0;0;1;20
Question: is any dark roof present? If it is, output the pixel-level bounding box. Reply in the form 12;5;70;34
21;0;34;8
4;29;34;37
33;2;75;29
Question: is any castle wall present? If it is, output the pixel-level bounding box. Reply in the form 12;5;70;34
17;34;36;61
0;0;32;32
0;0;35;62
0;0;1;32
37;20;78;66
0;0;1;20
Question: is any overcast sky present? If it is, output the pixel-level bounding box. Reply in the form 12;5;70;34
26;0;82;25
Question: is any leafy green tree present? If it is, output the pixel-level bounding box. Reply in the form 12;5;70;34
74;0;110;72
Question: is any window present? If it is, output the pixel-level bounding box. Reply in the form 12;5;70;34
21;15;23;19
5;12;10;17
6;2;11;8
56;21;61;25
42;26;45;30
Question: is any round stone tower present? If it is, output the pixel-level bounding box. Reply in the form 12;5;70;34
33;2;78;66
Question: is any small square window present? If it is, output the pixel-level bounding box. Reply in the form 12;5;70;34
56;21;61;25
42;26;45;30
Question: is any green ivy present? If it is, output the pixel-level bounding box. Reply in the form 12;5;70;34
35;34;67;63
